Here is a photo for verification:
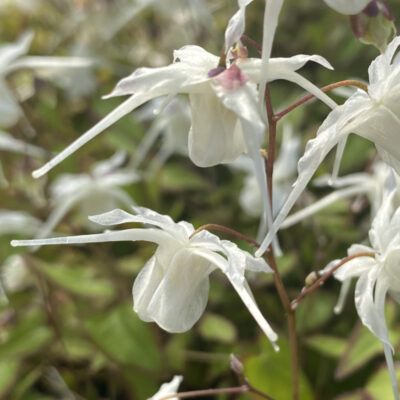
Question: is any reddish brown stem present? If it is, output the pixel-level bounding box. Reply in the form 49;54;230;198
274;79;368;122
264;85;299;400
190;223;259;248
291;252;375;309
241;34;262;54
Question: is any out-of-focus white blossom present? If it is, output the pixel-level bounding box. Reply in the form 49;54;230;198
148;375;183;400
12;207;279;350
257;36;400;257
0;31;93;129
232;125;300;217
323;0;370;15
321;173;400;400
281;162;400;229
35;152;138;241
132;97;190;173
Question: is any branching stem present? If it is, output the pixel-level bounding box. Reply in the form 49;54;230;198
274;79;368;121
291;252;375;309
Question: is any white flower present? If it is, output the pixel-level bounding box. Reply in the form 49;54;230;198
35;152;138;242
323;173;400;400
0;31;93;129
323;0;370;15
0;129;46;187
149;375;183;400
132;97;190;173
0;209;41;236
257;35;400;257
281;162;400;229
12;206;279;351
232;125;300;217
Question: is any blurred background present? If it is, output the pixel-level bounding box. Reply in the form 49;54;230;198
0;0;400;399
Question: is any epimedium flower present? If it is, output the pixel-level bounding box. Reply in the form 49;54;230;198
323;0;371;15
257;35;400;257
321;172;400;400
11;206;279;351
35;152;139;242
149;375;183;400
31;0;336;253
0;31;93;129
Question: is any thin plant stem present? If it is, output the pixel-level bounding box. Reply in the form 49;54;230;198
274;79;368;122
291;251;375;309
190;223;259;248
264;85;299;400
241;34;262;54
158;384;275;400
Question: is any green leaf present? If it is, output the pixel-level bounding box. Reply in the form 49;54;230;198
0;359;19;396
198;313;237;343
336;322;383;379
85;303;162;371
0;312;53;359
244;338;314;400
159;163;207;191
296;291;336;333
305;335;347;358
366;365;400;399
37;262;115;299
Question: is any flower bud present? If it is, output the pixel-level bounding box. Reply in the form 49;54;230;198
350;0;396;52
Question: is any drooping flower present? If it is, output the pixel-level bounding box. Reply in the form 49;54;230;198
323;0;370;15
12;206;279;350
321;172;400;400
257;35;400;257
0;31;93;129
148;375;183;400
35;152;138;242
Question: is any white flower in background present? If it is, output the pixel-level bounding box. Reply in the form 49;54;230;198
132;97;190;174
323;0;370;15
322;173;400;400
232;125;300;217
35;152;138;242
0;210;42;303
257;35;400;257
149;375;183;400
12;206;279;351
0;129;46;187
0;31;93;129
281;162;400;229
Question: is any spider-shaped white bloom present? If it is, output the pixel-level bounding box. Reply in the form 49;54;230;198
322;172;400;400
12;206;279;350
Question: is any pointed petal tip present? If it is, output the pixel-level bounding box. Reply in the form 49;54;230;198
32;166;46;179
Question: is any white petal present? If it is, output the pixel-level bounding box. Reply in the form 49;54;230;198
134;247;214;332
0;31;33;70
188;91;245;167
32;93;160;178
355;268;392;348
333;254;377;282
270;54;334;72
149;376;183;400
281;184;367;229
256;92;371;257
259;0;284;105
383;343;400;400
323;0;370;14
0;130;45;157
0;210;41;236
11;228;167;247
0;80;22;128
224;0;254;52
333;278;352;314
